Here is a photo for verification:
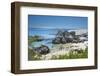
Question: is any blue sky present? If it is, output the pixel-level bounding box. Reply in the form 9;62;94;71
28;15;88;29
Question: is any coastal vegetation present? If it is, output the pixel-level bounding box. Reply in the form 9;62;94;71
28;48;42;60
28;47;88;60
50;48;88;59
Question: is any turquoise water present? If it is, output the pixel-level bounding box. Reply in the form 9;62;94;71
28;28;59;39
31;39;53;48
29;28;73;48
29;28;63;48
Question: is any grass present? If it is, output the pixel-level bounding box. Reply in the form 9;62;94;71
28;48;42;60
50;48;88;60
28;47;88;60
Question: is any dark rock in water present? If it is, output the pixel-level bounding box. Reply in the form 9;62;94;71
34;45;50;55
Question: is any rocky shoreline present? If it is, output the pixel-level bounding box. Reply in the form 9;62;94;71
32;30;88;54
28;30;88;60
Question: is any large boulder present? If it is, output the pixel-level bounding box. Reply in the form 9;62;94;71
39;45;50;54
52;30;82;44
34;45;50;55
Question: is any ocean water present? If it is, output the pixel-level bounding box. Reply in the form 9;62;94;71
29;28;68;48
29;28;60;39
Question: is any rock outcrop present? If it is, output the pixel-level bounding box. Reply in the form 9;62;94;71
33;45;50;55
52;30;80;44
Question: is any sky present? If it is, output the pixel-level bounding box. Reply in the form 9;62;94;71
28;15;88;29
